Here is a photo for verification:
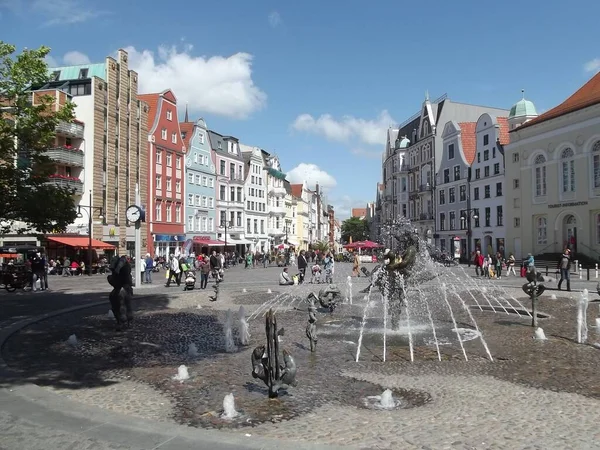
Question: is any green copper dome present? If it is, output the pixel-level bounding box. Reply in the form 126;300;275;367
509;98;537;119
395;136;410;149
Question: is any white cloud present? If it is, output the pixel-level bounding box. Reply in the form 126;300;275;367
351;148;381;159
32;0;108;26
286;163;337;191
268;11;282;28
44;54;58;68
331;195;367;219
291;110;394;146
584;58;600;74
124;45;267;120
63;51;91;65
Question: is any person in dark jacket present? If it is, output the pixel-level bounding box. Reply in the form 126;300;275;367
297;250;308;284
107;255;134;330
557;248;572;291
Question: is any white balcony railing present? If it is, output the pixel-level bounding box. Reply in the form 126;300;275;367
269;186;286;196
46;147;84;167
268;227;286;236
269;205;286;215
56;121;84;139
46;177;83;195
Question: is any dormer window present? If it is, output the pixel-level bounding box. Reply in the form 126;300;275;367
166;110;172;121
52;71;60;81
78;68;88;79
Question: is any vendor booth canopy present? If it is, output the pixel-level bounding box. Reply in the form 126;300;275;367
354;240;384;249
46;236;116;250
194;239;228;247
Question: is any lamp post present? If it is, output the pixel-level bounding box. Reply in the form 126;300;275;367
76;190;104;276
461;210;478;267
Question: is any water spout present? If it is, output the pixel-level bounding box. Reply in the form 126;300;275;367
267;288;272;294
534;327;547;340
355;283;376;362
66;334;79;347
398;275;414;362
237;306;251;346
187;343;198;357
224;309;237;353
173;365;190;382
577;289;589;344
107;310;115;319
221;393;238;419
379;389;396;408
345;275;353;305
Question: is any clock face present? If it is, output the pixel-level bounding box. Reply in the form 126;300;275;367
126;205;141;222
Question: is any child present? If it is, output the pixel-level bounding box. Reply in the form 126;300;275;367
310;264;322;284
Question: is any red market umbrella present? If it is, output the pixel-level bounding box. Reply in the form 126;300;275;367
354;240;384;249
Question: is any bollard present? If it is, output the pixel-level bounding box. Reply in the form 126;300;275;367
587;267;590;281
545;266;549;276
579;263;583;280
596;263;598;279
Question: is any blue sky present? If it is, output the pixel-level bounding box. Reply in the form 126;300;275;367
2;0;600;218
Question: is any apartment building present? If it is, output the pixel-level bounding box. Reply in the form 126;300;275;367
241;145;269;252
263;153;288;248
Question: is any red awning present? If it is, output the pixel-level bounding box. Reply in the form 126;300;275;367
47;236;116;250
193;239;227;247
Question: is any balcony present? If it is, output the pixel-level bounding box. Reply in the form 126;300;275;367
269;205;286;216
56;121;84;139
216;199;244;209
269;185;287;196
419;184;433;192
46;146;84;167
419;212;434;221
226;175;245;185
268;227;286;236
46;175;83;195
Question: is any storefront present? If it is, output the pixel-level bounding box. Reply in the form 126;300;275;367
154;234;186;257
191;236;227;255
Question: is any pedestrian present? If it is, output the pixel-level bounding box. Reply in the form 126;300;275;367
144;253;153;283
473;250;483;277
297;250;308;284
506;253;516;276
495;252;504;279
557;248;572;292
352;252;360;277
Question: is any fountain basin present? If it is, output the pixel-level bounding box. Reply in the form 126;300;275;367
469;305;550;318
356;386;432;410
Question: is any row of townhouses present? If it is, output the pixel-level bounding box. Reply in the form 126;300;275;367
372;70;600;262
1;49;338;258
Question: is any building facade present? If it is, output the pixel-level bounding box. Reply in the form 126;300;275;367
284;181;299;248
505;76;600;259
210;131;249;254
241;145;269;252
263;153;288;248
180;118;217;251
290;183;309;250
139;89;186;257
43;50;149;255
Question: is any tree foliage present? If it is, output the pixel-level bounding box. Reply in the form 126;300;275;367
0;42;77;234
310;240;330;253
341;217;369;243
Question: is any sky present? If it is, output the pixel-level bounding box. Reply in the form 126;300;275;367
2;0;600;218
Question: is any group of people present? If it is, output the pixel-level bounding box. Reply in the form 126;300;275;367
472;250;518;279
279;250;335;286
155;251;225;289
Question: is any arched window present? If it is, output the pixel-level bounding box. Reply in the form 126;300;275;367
561;147;575;193
536;216;547;245
592;141;600;188
534;154;546;197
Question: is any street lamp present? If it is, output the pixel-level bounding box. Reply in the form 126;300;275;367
461;210;478;267
76;190;104;276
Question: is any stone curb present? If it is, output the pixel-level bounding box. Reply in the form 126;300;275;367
0;298;353;450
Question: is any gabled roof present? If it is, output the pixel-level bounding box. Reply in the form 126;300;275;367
138;93;159;132
496;117;510;145
458;122;477;164
516;71;600;131
179;122;194;149
351;208;367;218
290;184;303;198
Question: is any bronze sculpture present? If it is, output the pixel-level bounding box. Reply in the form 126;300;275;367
521;264;546;327
305;294;318;352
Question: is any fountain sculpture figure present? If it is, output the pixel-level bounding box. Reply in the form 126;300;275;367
521;264;546;327
305;294;318;352
311;284;342;313
251;309;297;398
210;280;220;302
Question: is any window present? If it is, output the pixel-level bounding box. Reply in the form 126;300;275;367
484;185;490;198
477;152;481;163
534;154;547;197
156;149;162;164
439;189;445;205
188;172;194;184
593;141;600;188
161;128;167;140
513;153;520;163
208;217;214;231
561;147;575;193
166;203;172;222
195;195;200;206
193;153;198;164
247;218;251;233
203;176;208;187
176;156;181;169
514;218;520;227
171;132;177;144
202;217;207;232
220;160;226;175
78;68;88;79
155;201;162;221
198;132;205;144
483;134;489;146
237;212;242;226
514;198;520;208
513;179;520;189
496;182;502;196
209;178;214;188
237;187;243;202
449;187;455;203
166;177;172;192
188;215;194;232
494;163;500;175
449;211;456;230
459;185;466;202
202;196;207;207
496;205;503;226
166;154;172;167
492;147;496;159
475;168;480;179
484;166;490;177
195;174;201;184
473;208;480;227
208;197;214;208
166;110;172;121
219;185;226;200
485;207;491;227
443;169;450;184
448;144;455;160
439;213;446;231
155;175;162;189
537;217;547;244
453;166;460;181
484;150;489;161
175;205;181;223
474;187;480;200
187;194;193;206
176;180;181;193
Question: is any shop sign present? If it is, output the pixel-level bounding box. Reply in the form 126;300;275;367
548;201;588;209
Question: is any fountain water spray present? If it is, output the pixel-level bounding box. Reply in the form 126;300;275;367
398;275;414;362
534;327;547;340
66;334;79;347
577;289;589;344
345;276;353;305
107;310;115;319
237;306;251;346
440;282;468;361
224;309;237;353
242;288;247;293
187;343;198;357
364;388;400;409
267;289;272;294
173;365;190;382
355;281;378;362
221;393;238;419
415;285;441;361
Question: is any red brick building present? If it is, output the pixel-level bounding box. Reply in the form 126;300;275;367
138;90;186;257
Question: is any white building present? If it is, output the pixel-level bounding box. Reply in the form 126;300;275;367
241;145;269;252
470;115;510;256
263;153;287;248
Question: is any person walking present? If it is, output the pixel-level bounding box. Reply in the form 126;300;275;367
473;250;484;277
144;253;154;283
165;254;181;287
506;253;516;276
200;256;210;289
495;252;504;279
557;248;572;292
297;250;308;284
352;252;360;277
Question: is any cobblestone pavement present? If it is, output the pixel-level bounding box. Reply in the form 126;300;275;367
3;262;600;448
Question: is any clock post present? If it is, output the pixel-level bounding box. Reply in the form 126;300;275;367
134;184;142;288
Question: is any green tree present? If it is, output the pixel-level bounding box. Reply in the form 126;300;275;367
0;42;77;234
341;217;369;243
311;240;330;253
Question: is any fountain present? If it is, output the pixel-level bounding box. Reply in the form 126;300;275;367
210;281;220;302
345;276;353;304
364;388;400;410
251;309;297;398
314;284;342;313
534;327;547;340
187;342;199;357
66;334;79;347
305;294;318;352
522;265;547;327
107;310;115;319
224;309;237;353
550;294;557;300
237;306;251;346
267;289;272;294
577;289;589;344
221;393;238;419
243;288;247;293
173;365;190;382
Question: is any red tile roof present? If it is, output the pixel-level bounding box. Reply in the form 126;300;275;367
458;122;477;165
179;122;194;149
351;208;367;218
496;117;510;145
290;184;303;198
138;93;159;132
516;71;600;131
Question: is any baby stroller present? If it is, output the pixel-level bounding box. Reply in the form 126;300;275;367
183;270;196;291
310;264;322;284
